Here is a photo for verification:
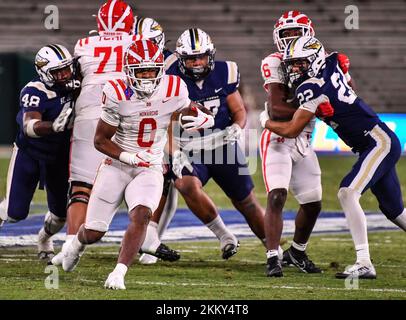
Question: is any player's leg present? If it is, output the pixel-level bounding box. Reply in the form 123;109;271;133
52;118;104;265
336;124;398;279
174;164;239;259
259;130;292;277
105;168;163;290
286;148;322;273
0;144;39;225
39;151;70;260
62;160;127;272
370;163;406;231
139;176;180;264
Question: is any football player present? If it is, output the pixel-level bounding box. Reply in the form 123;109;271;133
61;40;214;289
261;36;406;279
147;28;268;260
0;44;80;260
259;11;354;277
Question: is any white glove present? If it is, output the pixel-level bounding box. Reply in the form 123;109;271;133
52;103;73;132
180;106;214;130
172;150;193;179
224;123;242;143
259;110;270;128
119;149;161;167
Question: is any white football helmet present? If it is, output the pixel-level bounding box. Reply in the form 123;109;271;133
273;11;315;52
175;28;216;80
133;17;165;52
283;36;326;86
34;44;74;88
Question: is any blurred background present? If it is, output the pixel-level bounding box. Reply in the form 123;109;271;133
0;0;405;148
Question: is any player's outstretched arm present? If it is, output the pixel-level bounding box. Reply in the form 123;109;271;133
226;90;246;129
262;108;314;139
23;109;72;138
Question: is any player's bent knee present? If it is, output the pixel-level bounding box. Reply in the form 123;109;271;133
337;187;360;204
175;178;201;197
267;188;287;209
295;186;322;205
81;227;105;244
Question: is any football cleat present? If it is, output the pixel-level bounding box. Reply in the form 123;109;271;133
282;247;322;273
104;272;126;290
140;243;180;262
139;253;159;265
335;262;377;279
37;227;55;261
220;235;240;260
62;244;85;272
266;256;283;277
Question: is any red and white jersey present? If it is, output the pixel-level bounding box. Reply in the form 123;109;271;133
74;34;139;86
101;75;190;162
73;33;140;120
260;52;285;90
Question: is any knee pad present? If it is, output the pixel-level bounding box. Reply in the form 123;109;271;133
67;181;92;209
44;211;66;235
295;186;322;205
337;187;361;205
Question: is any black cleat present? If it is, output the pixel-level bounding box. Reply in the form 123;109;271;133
222;241;240;260
282;247;322;273
266;256;283;277
140;243;180;262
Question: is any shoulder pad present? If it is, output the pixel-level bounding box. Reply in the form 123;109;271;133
23;81;57;99
225;61;239;85
104;79;128;101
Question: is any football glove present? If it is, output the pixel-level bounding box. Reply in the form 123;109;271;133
172;150;193;179
180;106;214;130
224;123;242;143
119;150;161;167
52;103;73;133
315;102;335;118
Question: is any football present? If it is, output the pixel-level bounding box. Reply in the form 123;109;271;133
179;105;199;127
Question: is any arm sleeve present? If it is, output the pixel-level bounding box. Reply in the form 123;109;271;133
261;54;285;88
224;61;240;95
20;86;47;114
296;81;329;114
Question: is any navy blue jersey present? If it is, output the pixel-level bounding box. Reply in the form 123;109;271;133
297;53;382;152
166;55;240;132
15;77;73;162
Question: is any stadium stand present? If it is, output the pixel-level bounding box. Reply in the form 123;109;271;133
0;0;405;130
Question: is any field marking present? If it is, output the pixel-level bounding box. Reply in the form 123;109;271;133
79;278;406;294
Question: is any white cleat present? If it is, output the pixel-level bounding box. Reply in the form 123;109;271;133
139;253;158;265
104;272;126;290
51;239;72;266
62;244;83;272
335;261;377;279
37;227;54;261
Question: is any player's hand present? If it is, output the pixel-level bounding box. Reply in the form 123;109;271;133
337;53;350;74
119;150;161;167
52;103;73;132
172;150;193;179
180;106;214;130
224;123;242;143
316;102;335;118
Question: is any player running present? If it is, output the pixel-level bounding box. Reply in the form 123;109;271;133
261;36;406;279
61;40;214;289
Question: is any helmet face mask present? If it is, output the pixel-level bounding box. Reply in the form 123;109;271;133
124;40;164;98
175;28;216;81
283;36;326;87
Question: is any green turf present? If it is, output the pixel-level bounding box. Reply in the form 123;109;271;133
0;231;405;299
1;156;405;211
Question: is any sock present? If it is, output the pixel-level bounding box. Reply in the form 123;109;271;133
141;221;160;252
113;263;128;276
355;243;371;264
292;241;307;252
338;187;369;252
266;250;279;259
71;234;85;253
393;209;406;231
206;215;231;240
